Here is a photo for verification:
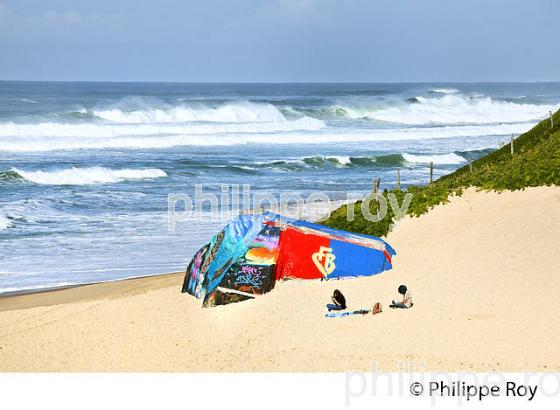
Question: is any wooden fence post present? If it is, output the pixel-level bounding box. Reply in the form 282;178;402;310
511;135;514;155
372;177;381;193
396;169;401;190
551;111;554;128
429;161;433;184
469;161;473;173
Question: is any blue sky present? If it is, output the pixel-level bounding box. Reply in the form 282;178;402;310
0;0;558;82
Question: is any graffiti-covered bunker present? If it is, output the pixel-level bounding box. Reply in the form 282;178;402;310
181;212;396;307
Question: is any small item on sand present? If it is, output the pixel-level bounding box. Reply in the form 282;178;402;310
372;302;382;315
325;308;370;318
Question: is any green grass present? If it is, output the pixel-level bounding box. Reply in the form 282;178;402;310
321;109;560;238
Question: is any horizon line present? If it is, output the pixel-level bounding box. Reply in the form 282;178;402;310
1;79;560;85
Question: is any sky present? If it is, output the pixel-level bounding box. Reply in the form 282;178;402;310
0;0;559;82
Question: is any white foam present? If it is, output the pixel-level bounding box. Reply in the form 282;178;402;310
0;122;535;152
93;101;286;123
0;214;11;230
0;282;77;294
0;116;324;139
403;153;467;165
429;88;459;94
12;167;167;185
327;155;352;165
344;94;557;125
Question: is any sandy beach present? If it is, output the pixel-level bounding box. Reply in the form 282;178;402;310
1;187;559;372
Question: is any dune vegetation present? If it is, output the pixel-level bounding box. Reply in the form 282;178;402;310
321;109;560;237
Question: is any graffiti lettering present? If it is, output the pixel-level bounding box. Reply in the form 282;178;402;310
234;265;264;287
312;246;336;277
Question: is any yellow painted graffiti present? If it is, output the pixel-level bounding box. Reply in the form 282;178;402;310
312;246;336;277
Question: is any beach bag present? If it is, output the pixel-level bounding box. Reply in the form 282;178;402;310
372;302;382;315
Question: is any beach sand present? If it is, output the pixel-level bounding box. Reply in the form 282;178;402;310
1;187;559;372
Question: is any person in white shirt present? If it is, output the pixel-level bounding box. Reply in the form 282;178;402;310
390;284;413;309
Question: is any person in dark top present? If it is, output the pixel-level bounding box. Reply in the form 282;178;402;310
327;289;346;311
389;284;413;309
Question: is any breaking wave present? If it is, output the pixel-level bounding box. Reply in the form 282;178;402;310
0;92;555;153
302;155;352;167
0;169;22;182
429;88;459;94
299;154;408;167
300;154;406;168
93;101;287;123
254;152;467;171
10;167;167;185
337;94;556;125
0;116;324;139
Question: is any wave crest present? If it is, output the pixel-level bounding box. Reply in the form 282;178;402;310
93;101;287;124
339;94;556;125
259;152;463;171
10;167;167;185
0;116;324;139
429;88;459;94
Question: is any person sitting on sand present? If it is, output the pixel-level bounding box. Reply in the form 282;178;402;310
327;289;346;311
390;285;413;309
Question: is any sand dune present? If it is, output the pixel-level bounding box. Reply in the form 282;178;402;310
1;187;559;372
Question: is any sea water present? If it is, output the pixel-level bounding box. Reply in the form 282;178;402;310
1;82;559;292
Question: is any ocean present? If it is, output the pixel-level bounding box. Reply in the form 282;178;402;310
1;81;559;293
